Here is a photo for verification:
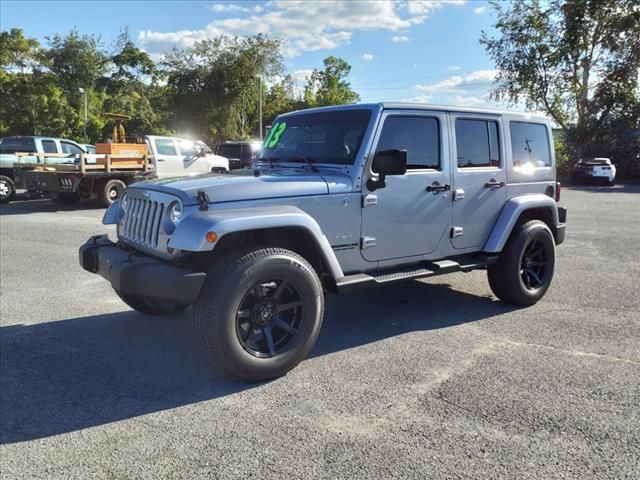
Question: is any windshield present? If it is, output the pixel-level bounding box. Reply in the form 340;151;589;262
0;137;36;154
260;109;372;165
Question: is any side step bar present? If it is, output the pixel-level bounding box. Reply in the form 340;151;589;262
335;254;499;293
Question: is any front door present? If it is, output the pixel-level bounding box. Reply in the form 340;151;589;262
152;138;182;177
450;114;507;250
176;139;210;174
361;111;451;262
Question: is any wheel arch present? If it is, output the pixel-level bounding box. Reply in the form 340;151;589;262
484;194;559;253
170;205;344;289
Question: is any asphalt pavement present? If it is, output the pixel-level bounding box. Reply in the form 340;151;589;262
1;185;639;479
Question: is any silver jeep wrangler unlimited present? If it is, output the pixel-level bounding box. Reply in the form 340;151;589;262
80;103;567;381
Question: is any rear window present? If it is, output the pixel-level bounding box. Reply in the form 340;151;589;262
455;119;501;168
510;122;552;168
0;137;36;154
216;144;244;160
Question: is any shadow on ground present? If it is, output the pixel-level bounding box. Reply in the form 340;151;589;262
563;183;640;194
0;195;102;216
0;280;516;444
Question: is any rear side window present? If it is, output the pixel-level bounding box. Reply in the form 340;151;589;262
41;140;57;153
455;119;501;168
510;122;551;168
60;142;83;155
154;139;177;156
376;116;440;170
0;137;36;153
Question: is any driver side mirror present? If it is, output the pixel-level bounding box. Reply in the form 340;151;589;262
367;149;407;191
197;148;207;158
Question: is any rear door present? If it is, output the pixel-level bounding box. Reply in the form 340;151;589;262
450;113;507;250
151;138;182;177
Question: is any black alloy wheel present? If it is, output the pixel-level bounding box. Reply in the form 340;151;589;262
520;239;549;291
235;279;304;358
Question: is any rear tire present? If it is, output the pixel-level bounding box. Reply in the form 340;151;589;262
0;175;16;204
99;179;126;208
488;220;556;306
116;290;188;315
194;247;324;382
52;192;81;205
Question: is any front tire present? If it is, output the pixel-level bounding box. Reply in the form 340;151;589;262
488;220;556;306
194;247;324;382
0;175;16;204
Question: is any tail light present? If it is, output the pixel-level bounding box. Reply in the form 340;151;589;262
555;181;561;202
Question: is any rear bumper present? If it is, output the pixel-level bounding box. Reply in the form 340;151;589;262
556;207;567;245
79;235;206;305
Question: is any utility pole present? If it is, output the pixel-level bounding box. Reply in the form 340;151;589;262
79;87;88;144
258;74;263;141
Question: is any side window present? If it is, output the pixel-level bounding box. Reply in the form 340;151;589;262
41;140;57;153
510;122;551;168
154;139;177;156
376;116;440;170
178;140;197;156
455;119;501;168
60;141;83;155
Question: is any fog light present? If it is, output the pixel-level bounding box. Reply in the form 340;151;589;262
205;231;218;243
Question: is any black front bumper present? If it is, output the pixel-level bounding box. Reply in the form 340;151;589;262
79;235;206;305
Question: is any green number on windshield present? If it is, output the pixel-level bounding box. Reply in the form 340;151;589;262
263;122;278;147
267;121;287;148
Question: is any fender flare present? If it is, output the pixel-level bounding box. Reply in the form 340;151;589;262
483;194;559;253
169;205;344;279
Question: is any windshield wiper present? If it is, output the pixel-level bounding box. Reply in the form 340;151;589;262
288;156;319;172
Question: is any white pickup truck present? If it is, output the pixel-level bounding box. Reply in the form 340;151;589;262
13;136;229;207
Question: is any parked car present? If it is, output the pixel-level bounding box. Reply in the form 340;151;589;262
215;141;262;169
571;157;616;185
147;136;229;176
80;103;566;381
0;136;88;203
14;136;230;207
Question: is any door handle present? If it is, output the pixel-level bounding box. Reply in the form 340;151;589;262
426;182;450;192
485;179;505;189
157;158;165;162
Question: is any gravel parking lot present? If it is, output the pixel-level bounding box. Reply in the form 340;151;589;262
1;185;639;479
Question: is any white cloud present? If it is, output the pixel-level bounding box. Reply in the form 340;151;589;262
391;35;410;43
413;69;496;93
362;53;374;61
210;3;251;13
400;94;433;103
474;6;487;15
405;0;466;15
448;94;487;107
448;65;461;71
292;69;313;83
139;0;466;57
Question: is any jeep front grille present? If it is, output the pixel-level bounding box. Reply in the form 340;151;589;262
122;196;164;248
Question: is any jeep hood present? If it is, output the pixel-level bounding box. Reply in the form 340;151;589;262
130;169;339;205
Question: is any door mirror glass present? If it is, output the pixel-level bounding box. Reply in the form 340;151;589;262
372;149;407;175
368;149;407;191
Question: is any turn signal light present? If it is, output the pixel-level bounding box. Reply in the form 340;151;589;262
205;231;218;243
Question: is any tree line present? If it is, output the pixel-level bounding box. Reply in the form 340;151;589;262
0;28;359;146
2;0;639;178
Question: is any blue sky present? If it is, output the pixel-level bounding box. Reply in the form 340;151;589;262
1;0;507;107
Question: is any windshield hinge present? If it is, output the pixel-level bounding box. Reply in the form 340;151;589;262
197;190;209;211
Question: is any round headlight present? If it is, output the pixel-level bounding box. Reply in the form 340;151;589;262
168;201;183;224
120;192;129;211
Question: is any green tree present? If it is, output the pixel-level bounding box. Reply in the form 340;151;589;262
163;34;284;143
481;0;640;175
304;56;360;107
